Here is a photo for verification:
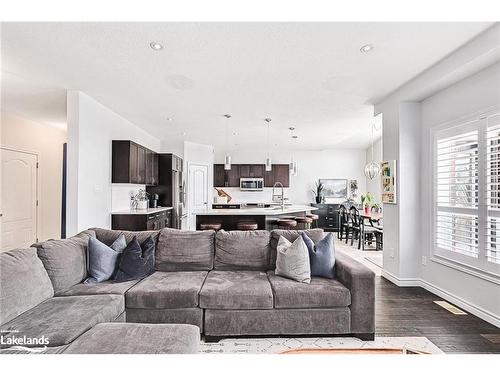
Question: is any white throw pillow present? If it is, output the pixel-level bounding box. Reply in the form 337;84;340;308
275;235;311;284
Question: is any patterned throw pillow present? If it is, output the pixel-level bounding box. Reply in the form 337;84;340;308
275;235;311;284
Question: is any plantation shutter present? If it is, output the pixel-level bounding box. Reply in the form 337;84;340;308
486;113;500;264
435;128;479;258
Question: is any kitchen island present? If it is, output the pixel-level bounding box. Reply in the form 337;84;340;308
194;205;317;231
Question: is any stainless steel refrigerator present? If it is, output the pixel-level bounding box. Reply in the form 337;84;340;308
146;153;186;229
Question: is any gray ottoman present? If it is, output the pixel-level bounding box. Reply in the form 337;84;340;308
63;323;200;354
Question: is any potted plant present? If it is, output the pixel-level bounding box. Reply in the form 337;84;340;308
361;192;375;215
133;189;150;210
371;203;381;213
312;181;324;204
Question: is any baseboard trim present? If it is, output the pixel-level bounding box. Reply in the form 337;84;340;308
381;270;421;286
420;280;500;328
381;270;500;328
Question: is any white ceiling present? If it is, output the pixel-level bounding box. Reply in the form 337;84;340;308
1;22;493;150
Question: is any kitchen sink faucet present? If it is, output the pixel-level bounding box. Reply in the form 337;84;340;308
272;182;285;210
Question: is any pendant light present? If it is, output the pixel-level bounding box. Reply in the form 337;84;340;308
265;118;272;171
364;122;381;180
288;127;298;176
224;114;232;170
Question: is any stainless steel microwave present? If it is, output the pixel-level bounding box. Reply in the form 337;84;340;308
240;178;264;191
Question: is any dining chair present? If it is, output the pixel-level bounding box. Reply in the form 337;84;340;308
339;205;352;242
350;206;378;250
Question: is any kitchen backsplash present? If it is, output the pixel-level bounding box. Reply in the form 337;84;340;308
111;184;146;211
215;187;291;204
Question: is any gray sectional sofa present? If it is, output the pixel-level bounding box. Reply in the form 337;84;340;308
0;226;375;353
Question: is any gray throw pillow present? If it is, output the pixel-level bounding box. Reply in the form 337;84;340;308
275;235;311;284
301;232;336;279
84;234;127;284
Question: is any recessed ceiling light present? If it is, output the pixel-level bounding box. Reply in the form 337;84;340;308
166;117;173;122
224;114;232;119
232;131;238;136
360;44;374;53
292;135;298;139
150;41;163;51
181;132;187;136
289;127;295;131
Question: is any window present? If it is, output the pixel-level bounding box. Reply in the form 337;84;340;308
433;111;500;277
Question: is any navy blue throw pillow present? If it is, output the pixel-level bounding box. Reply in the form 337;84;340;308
301;232;335;279
114;236;155;282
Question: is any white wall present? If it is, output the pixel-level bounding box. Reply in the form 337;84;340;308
66;91;161;235
213;148;367;205
365;137;383;203
184;141;214;229
420;62;500;325
1;112;67;241
375;58;500;327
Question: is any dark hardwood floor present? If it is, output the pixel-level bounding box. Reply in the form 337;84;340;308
375;276;500;353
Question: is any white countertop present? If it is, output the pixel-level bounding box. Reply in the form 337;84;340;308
112;207;173;215
194;205;317;216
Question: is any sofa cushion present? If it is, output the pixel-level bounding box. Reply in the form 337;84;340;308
90;227;159;247
270;229;324;268
156;228;214;271
267;271;351;309
85;234;127;284
275;235;311;283
302;232;336;279
114;236;155;282
34;230;95;294
56;280;139;297
63;323;200;354
199;271;273;310
126;271;208;309
214;230;271;271
0;295;124;347
0;248;54;325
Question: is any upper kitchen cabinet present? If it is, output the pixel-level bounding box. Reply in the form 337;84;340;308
264;164;290;187
214;164;225;187
146;150;159;186
112;140;158;185
213;163;289;187
225;165;240;187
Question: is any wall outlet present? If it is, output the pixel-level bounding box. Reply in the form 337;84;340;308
422;256;427;266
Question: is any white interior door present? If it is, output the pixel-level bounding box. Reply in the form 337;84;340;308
188;163;208;230
1;148;38;251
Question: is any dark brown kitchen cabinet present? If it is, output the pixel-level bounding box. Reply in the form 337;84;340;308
214;164;225;187
213;163;289;187
264;164;290;187
111;209;172;231
225;165;240;187
273;164;290;187
112;140;158;185
146;150;159;185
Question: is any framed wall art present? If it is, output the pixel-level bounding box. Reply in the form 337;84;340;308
381;160;397;204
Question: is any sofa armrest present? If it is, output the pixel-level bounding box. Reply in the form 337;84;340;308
335;252;375;334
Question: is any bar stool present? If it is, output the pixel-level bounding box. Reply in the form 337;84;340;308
274;218;297;229
236;222;258;231
295;216;313;230
306;214;319;228
200;223;222;231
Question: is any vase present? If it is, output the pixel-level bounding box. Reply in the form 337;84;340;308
364;206;370;215
137;200;148;210
315;196;322;204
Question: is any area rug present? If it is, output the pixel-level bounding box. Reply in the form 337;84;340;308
200;336;443;354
